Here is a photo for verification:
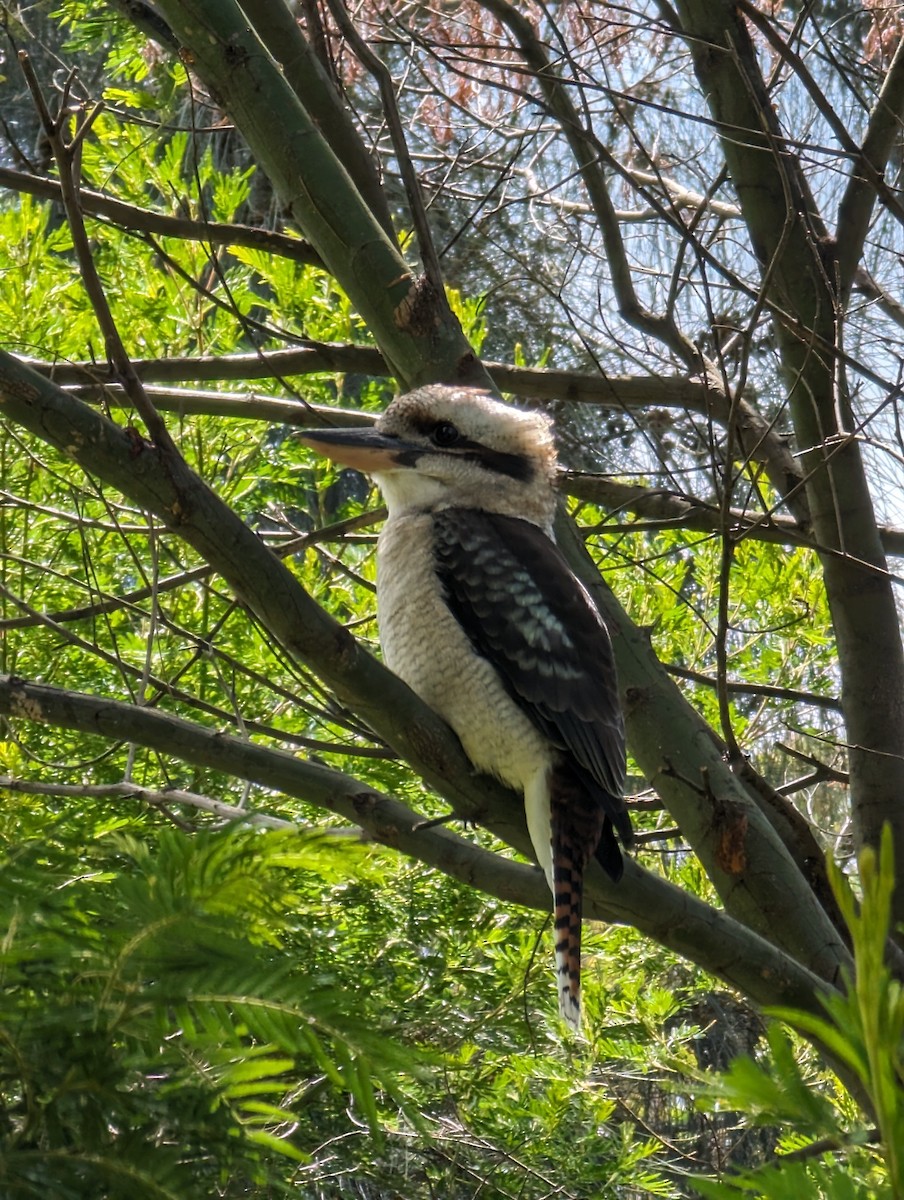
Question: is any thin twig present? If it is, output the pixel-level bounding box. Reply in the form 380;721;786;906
321;0;445;291
776;742;850;786
17;52;175;451
0;166;321;263
0;774;335;830
477;0;702;371
666;663;842;714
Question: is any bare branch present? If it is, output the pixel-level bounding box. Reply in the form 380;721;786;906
476;0;702;371
22;351;807;508
738;0;904;260
566;473;904;559
0;675;539;908
0;775;297;830
665;663;842;715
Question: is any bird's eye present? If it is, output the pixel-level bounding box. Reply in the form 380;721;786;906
432;421;460;447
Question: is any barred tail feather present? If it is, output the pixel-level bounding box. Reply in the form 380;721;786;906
549;763;614;1033
554;848;584;1031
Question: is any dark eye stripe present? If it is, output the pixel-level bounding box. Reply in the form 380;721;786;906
459;443;534;482
397;416;534;482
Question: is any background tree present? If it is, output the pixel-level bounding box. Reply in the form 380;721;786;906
1;0;903;1194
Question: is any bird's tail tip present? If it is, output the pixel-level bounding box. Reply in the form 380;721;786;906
558;981;582;1033
554;904;584;1034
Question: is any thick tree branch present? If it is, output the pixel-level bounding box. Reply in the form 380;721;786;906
673;0;904;910
237;0;395;239
27;346;388;388
150;0;486;391
555;512;850;983
0;675;536;908
0;672;838;1017
24;348;701;399
837;35;904;298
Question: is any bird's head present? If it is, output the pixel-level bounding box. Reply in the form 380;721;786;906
301;386;558;530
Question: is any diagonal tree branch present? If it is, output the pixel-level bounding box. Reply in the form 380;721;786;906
837;40;904;298
150;0;486;391
0;675;536;907
672;0;904;912
554;513;850;971
0;671;838;1018
236;0;395;238
18;53;173;453
319;0;445;289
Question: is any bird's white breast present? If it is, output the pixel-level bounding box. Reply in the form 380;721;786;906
377;512;553;796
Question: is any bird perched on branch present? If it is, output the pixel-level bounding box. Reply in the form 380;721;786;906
302;386;631;1030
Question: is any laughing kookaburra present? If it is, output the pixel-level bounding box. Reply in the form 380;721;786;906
302;386;631;1030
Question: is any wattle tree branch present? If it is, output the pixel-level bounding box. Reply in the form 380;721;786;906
150;0;487;392
672;0;904;910
0;675;538;907
0;672;837;1017
238;0;396;239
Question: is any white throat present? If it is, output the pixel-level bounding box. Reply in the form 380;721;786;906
373;469;448;516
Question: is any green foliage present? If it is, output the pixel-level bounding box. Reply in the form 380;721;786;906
0;820;418;1197
268;858;692;1198
595;522;839;788
688;827;904;1199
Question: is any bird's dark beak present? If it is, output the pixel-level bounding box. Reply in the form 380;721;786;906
299;427;419;473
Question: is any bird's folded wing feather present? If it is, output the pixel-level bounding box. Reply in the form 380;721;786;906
432;508;629;839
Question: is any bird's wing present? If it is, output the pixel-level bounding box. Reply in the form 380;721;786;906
432;508;630;842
